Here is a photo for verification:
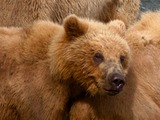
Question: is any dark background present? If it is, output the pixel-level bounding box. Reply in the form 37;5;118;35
141;0;160;11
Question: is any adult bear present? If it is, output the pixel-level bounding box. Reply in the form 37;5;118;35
0;0;140;27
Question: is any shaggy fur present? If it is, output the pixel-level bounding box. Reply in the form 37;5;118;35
0;0;140;27
0;15;130;119
69;11;160;120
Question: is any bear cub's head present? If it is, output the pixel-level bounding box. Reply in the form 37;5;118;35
49;15;131;96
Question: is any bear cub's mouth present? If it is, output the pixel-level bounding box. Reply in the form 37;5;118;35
103;82;125;96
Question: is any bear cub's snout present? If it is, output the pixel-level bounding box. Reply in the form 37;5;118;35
106;72;125;95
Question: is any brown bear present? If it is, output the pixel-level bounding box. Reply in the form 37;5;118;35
69;11;160;120
0;15;131;119
0;0;140;27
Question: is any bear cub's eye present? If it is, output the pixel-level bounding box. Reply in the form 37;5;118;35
120;55;125;64
93;52;104;65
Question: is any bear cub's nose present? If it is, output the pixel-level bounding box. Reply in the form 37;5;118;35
109;73;125;92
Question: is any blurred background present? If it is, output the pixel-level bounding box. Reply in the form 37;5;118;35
141;0;160;11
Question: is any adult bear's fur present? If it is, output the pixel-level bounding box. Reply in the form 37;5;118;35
0;15;131;119
0;0;140;27
69;11;160;120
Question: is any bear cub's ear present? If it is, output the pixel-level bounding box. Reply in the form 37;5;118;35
107;20;126;36
63;14;88;40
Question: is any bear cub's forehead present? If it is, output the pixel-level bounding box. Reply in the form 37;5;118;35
84;31;127;48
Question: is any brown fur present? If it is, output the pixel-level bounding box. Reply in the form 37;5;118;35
69;11;160;120
115;0;140;26
0;15;130;119
0;0;140;27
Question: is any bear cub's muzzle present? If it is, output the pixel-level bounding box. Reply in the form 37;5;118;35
104;72;125;95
